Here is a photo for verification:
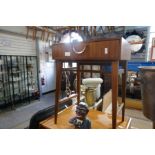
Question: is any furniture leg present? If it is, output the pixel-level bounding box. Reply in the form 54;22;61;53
121;60;127;122
77;63;81;104
112;61;119;129
54;61;62;124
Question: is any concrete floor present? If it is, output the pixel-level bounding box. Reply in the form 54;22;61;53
0;92;153;129
125;108;152;129
0;93;55;129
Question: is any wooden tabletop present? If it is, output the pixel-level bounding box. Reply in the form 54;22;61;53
39;105;130;129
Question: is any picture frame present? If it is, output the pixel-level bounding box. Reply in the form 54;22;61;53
151;46;155;61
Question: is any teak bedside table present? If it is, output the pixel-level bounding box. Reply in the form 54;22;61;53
51;38;131;129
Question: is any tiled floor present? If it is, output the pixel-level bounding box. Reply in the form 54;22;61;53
0;93;153;129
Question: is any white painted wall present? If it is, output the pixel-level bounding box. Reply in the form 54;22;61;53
41;62;56;93
37;40;56;93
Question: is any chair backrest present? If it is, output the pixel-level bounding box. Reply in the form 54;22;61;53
29;100;72;129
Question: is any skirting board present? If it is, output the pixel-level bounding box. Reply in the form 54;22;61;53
42;90;56;95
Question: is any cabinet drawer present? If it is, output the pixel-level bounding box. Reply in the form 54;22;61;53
52;39;121;61
86;40;120;60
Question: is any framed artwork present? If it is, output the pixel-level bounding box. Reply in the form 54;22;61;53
151;46;155;61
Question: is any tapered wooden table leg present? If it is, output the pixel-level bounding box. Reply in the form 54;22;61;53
54;61;62;124
77;63;81;105
121;60;127;122
112;61;119;129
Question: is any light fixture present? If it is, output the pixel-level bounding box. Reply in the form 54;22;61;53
60;32;83;43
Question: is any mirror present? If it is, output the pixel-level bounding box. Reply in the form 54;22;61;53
124;29;145;54
126;35;143;53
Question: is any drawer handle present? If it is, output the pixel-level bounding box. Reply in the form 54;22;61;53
104;48;108;54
